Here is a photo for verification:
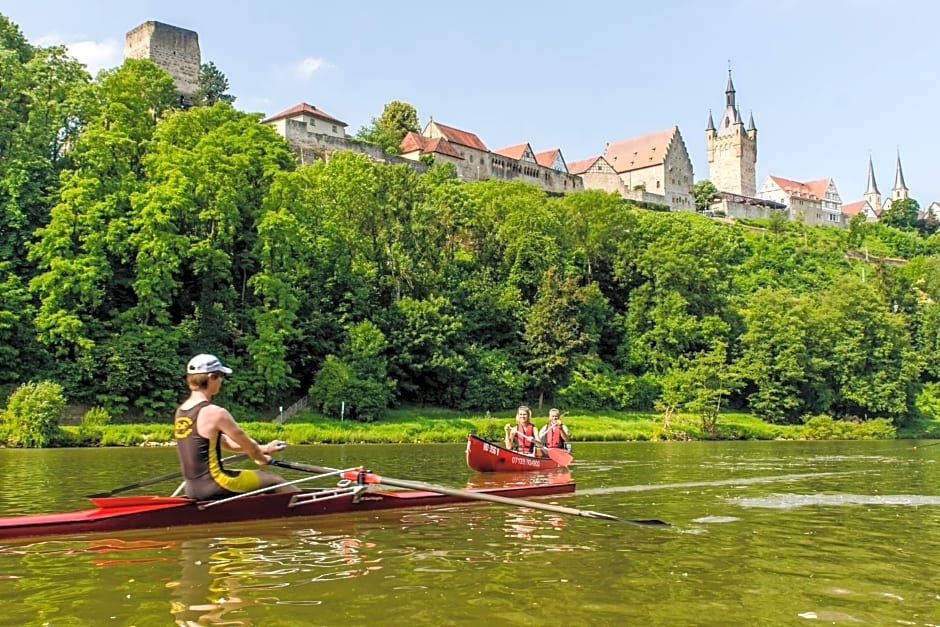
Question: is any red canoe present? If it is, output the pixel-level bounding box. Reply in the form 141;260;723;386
0;475;576;541
466;433;569;472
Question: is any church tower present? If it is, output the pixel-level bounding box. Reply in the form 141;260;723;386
863;155;882;213
706;69;757;196
890;150;909;202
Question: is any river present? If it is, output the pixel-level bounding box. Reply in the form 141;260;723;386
0;440;938;625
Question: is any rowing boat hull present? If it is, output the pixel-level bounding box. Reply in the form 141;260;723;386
0;482;575;541
466;433;564;472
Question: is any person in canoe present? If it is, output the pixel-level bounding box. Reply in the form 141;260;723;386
539;408;570;451
174;354;299;499
504;405;541;455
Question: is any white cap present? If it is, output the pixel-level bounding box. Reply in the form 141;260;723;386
186;354;233;375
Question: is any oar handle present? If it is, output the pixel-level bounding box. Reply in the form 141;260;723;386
86;453;250;498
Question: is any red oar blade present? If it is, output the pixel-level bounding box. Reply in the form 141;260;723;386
545;447;573;467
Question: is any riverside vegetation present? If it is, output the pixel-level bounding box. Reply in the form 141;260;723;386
1;13;939;449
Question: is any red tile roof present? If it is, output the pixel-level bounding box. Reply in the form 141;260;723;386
425;120;488;151
399;131;463;159
768;176;819;199
841;200;868;217
567;155;607;175
492;142;530;160
603;127;677;173
534;148;561;168
804;178;832;200
262;102;347;126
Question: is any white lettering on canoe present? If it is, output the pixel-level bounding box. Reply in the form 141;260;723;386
510;456;541;466
483;442;499;455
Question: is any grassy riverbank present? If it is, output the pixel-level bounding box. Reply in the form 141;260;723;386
66;406;940;447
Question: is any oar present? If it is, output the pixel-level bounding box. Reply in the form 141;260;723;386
270;460;669;528
512;429;573;466
86;453;249;498
912;441;940;449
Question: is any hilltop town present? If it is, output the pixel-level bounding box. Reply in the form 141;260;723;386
126;20;940;229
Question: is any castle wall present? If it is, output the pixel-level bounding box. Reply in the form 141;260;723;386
124;21;201;96
281;119;428;172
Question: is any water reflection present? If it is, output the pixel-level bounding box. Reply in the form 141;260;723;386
169;532;383;625
465;469;573;488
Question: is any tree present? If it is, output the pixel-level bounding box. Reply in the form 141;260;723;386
193;61;235;106
657;341;739;435
693;180;718;212
355;100;419;154
384;295;467;406
813;277;921;424
734;288;828;423
309;321;393;421
880;198;920;230
524;267;589;406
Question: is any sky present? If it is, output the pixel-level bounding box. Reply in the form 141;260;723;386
5;0;939;205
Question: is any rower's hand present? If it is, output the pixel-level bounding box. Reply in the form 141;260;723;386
262;440;288;455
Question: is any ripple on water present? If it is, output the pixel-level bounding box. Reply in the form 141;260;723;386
728;493;940;509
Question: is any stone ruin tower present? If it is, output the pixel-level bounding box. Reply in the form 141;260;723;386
123;21;201;99
705;69;757;197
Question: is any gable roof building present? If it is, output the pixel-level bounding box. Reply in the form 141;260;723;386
842;200;879;223
262;102;348;139
567;156;622;195
757;175;844;227
595;126;695;211
534;148;568;172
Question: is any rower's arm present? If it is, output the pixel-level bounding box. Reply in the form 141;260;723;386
217;414;269;465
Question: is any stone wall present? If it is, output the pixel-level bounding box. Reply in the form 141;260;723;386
282;119;428;172
124;21;201;97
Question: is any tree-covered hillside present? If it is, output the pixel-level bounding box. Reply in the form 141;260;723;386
2;13;938;429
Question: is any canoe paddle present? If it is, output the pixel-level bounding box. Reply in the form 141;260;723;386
86;453;249;498
912;441;940;449
270;459;670;529
509;429;573;466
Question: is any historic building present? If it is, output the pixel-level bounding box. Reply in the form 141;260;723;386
706;71;757;197
757;176;844;227
399;119;583;194
262;102;425;169
575;126;694;210
124;21;200;100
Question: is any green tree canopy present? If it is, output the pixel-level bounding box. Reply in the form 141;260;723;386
355;100;419;154
193;61;235;106
693;180;718;212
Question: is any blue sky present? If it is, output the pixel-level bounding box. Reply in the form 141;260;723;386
6;0;939;205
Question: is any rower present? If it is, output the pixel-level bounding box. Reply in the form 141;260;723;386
174;354;299;499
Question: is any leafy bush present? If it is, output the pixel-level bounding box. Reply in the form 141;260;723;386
1;381;66;447
800;414;896;440
76;406;111;446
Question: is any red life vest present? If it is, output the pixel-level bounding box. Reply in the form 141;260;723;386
514;423;536;453
544;425;565;448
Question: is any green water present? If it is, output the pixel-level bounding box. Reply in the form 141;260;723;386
0;441;938;625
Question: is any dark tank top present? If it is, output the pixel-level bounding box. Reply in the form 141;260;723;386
173;400;243;499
